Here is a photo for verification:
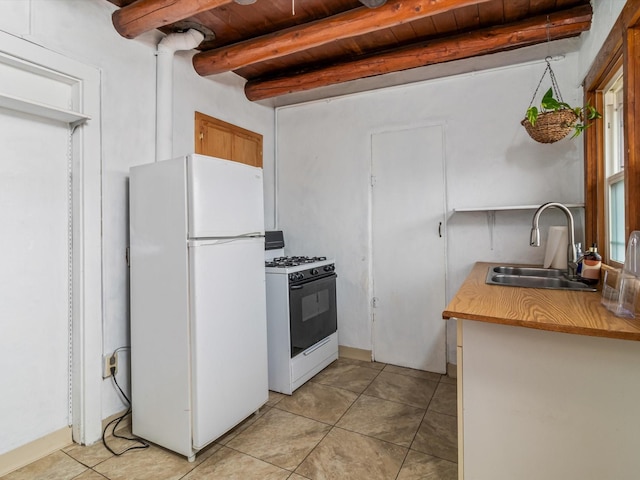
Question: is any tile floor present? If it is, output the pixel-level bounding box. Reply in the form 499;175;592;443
4;358;458;480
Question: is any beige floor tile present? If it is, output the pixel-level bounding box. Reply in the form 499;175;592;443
439;374;457;385
295;427;406;480
227;408;331;471
363;371;438;408
64;434;135;468
276;382;358;424
182;446;290;479
73;471;109;480
266;391;287;407
428;382;457;417
92;443;197;480
194;441;224;465
397;450;457;480
337;357;386;371
383;364;442;383
411;411;457;463
336;395;424;447
2;451;87;480
310;361;380;394
14;361;459;479
215;406;271;446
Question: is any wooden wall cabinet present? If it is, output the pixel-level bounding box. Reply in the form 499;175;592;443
195;112;263;168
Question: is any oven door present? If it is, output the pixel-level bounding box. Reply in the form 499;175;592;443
289;273;337;357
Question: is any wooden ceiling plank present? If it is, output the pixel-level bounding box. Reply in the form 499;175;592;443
244;4;592;101
453;4;481;30
431;10;459;34
503;0;531;23
112;0;235;39
477;1;504;27
192;0;494;76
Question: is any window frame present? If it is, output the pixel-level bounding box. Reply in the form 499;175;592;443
604;70;625;264
584;1;640;268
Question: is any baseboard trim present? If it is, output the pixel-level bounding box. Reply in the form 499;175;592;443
339;345;372;362
447;362;457;378
0;426;72;477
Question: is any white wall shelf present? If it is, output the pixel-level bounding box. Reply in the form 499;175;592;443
452;203;584;213
451;204;585;250
0;92;90;127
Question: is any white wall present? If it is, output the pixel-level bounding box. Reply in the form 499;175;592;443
0;0;274;448
578;0;627;80
274;0;629;366
276;52;584;365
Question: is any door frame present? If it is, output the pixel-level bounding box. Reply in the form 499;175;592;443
368;121;449;369
0;30;103;445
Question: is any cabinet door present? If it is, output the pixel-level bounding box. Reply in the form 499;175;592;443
195;111;263;167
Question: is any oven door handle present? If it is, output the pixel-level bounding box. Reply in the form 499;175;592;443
303;336;332;356
290;273;337;291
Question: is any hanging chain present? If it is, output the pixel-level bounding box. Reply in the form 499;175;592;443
527;57;564;109
527;16;564;109
66;124;75;426
548;61;564;103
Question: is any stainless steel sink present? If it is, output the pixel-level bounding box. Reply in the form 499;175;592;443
491;266;565;278
486;266;597;291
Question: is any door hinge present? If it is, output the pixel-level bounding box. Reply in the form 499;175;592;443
370;175;376;187
125;246;130;267
372;297;379;308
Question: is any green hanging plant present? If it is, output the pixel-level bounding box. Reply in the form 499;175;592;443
524;87;601;140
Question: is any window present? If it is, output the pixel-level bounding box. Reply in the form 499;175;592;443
604;72;625;263
584;3;640;268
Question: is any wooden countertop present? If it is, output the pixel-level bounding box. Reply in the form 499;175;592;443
442;262;640;341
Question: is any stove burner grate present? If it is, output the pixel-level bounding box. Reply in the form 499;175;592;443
265;256;327;268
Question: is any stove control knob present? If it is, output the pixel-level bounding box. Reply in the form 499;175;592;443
288;273;296;282
297;273;305;281
311;268;319;275
324;265;334;272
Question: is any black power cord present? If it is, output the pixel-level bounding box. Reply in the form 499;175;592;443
102;363;149;456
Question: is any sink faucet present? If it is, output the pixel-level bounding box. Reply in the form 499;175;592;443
530;202;578;277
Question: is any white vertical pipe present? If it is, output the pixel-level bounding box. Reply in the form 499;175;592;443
156;29;204;162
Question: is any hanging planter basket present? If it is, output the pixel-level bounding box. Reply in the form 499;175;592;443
521;57;596;144
521;109;579;144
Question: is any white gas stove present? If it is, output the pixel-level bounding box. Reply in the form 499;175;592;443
263;232;338;394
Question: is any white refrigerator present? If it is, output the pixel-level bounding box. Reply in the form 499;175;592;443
129;154;268;461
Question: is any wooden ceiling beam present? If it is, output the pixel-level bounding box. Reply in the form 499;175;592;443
193;0;493;76
112;0;234;39
244;5;592;101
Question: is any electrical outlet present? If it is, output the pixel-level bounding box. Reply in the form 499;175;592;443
103;352;118;378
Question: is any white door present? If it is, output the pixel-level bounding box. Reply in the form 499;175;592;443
0;31;102;453
0;109;71;453
371;125;446;373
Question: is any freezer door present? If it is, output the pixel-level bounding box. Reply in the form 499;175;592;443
189;237;269;449
187;154;265;238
